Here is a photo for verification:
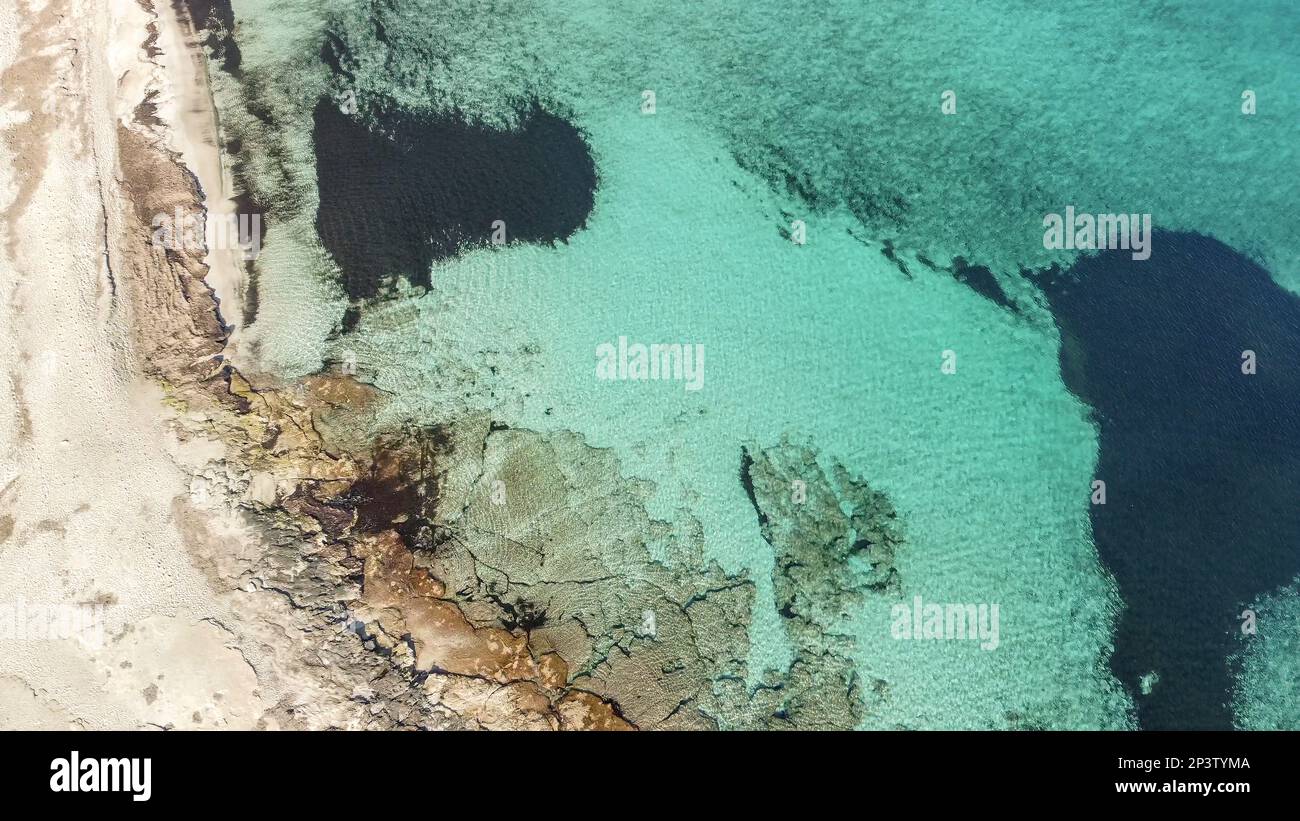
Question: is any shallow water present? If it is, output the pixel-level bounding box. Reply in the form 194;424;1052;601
204;0;1300;728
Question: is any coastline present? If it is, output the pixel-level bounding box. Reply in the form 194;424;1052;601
128;1;641;729
3;0;1291;735
153;0;249;353
0;0;652;730
0;0;417;731
0;0;265;729
1;0;910;731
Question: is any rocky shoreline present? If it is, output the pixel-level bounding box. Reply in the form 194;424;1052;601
106;0;911;730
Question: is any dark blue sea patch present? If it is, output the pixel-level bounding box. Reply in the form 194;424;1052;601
312;98;597;304
1029;231;1300;729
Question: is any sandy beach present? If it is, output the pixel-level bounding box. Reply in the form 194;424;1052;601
0;0;298;730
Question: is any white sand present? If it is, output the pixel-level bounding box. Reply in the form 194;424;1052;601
0;0;263;729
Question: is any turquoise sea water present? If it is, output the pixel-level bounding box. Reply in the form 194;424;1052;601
206;0;1300;728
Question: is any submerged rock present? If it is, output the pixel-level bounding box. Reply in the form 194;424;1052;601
734;438;908;729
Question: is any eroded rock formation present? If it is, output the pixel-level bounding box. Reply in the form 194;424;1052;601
115;3;914;731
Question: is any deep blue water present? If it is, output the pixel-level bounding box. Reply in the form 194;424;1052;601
1032;231;1300;729
312;98;596;303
